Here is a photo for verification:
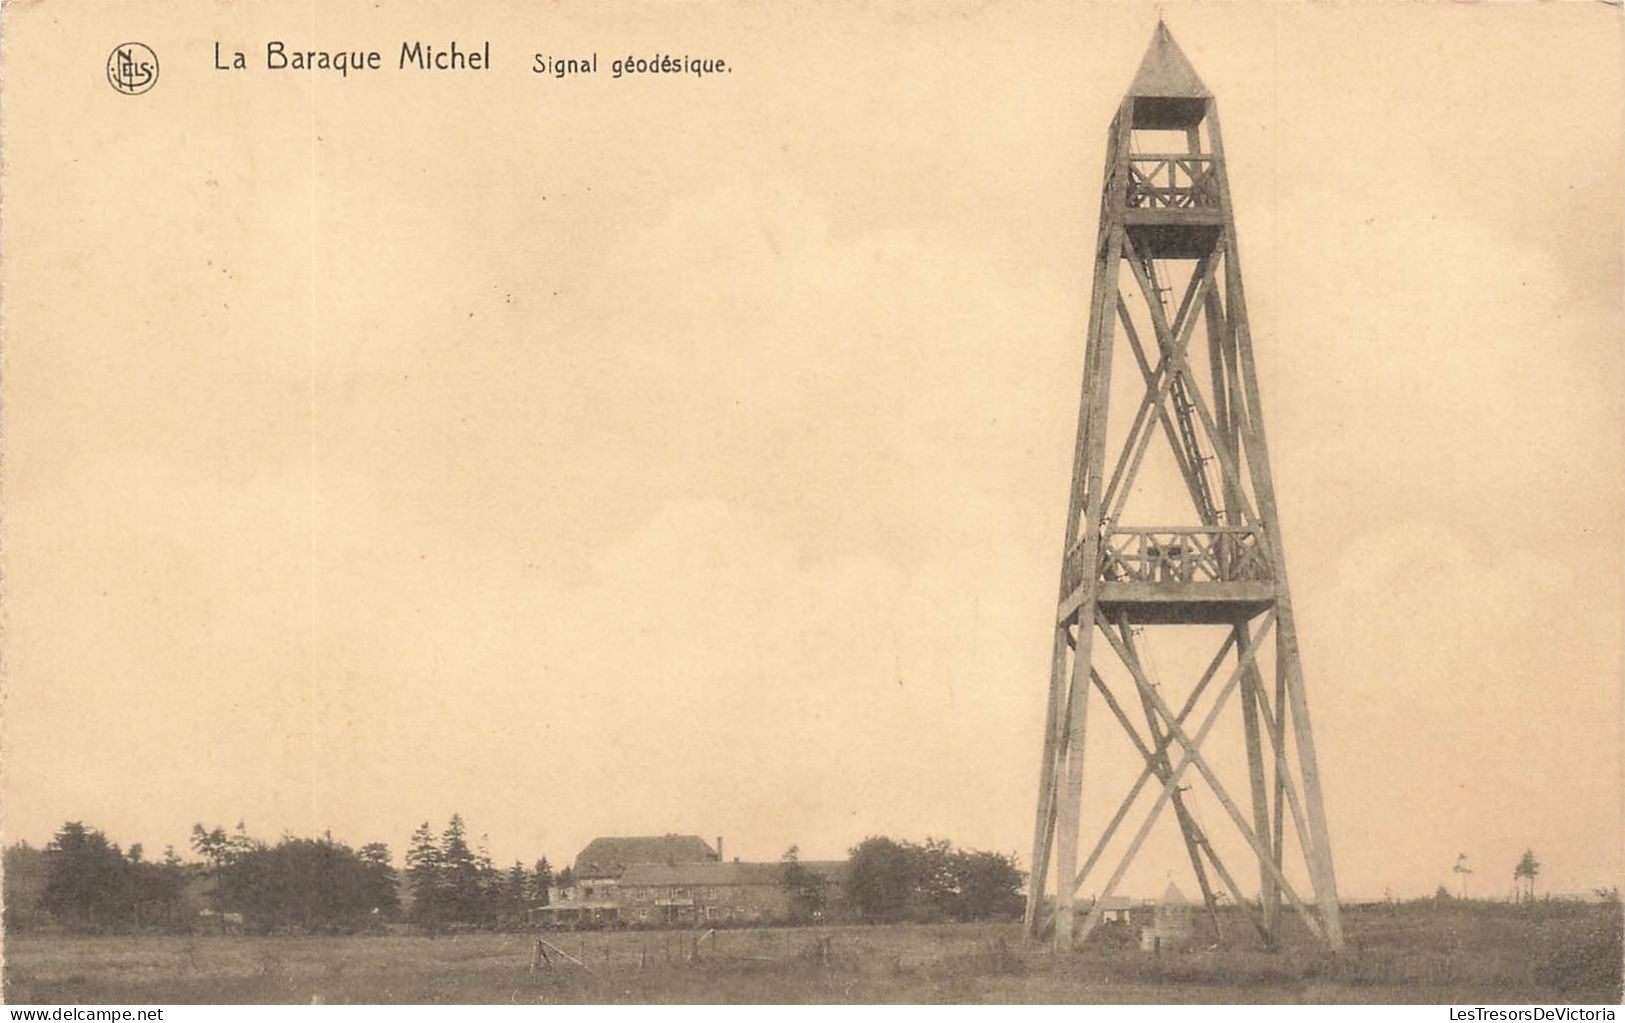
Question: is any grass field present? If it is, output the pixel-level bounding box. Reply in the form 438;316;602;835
5;900;1620;1004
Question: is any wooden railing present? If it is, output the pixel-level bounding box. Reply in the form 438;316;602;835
1125;155;1219;209
1063;526;1270;594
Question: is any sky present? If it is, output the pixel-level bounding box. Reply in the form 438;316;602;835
2;1;1621;902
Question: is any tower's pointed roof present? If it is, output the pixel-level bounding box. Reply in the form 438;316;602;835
1128;22;1209;99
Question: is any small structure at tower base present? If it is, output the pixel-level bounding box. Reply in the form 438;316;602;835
1140;882;1195;953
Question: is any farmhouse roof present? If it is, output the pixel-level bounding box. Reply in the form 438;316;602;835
573;834;718;879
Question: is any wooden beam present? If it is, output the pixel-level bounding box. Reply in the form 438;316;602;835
1050;91;1131;939
1066;663;1267;944
1029;102;1133;938
1167;347;1261;529
1116;616;1270;944
1064;579;1273;618
1271;640;1289;935
1073;613;1316;943
1099;252;1211;523
1247;658;1320;878
1235;621;1279;943
1117;616;1224;936
1121;240;1260;530
1053;625;1095;949
1091;611;1327;941
1031;628;1241;935
1204;283;1278;942
1103;248;1216;533
1117;296;1212;518
1210;96;1343;949
1023;624;1070;935
1098;351;1161;523
1122;208;1224;226
1070;631;1236;895
1208;257;1289;936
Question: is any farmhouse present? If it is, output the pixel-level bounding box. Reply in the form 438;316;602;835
615;859;847;926
536;834;846;927
541;834;720;925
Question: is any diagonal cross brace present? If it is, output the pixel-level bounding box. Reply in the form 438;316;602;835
1117;618;1223;930
1072;610;1287;943
1066;628;1237;895
1036;633;1243;938
1100;248;1216;528
1091;611;1327;941
1115;616;1271;943
1116;296;1217;525
1119;236;1260;531
1246;663;1319;872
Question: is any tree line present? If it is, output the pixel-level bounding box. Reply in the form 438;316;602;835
8;819;1027;934
843;836;1025;923
402;814;561;932
7;815;560;935
12;822;189;932
191;822;400;932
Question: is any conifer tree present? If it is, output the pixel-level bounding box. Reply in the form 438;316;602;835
439;814;480;923
405;821;443;929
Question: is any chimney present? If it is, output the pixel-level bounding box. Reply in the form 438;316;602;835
716;835;724;862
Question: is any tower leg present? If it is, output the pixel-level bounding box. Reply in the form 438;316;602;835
1051;624;1095;949
1028;98;1129;936
1271;657;1288;934
1024;627;1069;936
1050;213;1124;948
1277;608;1344;948
1236;622;1279;945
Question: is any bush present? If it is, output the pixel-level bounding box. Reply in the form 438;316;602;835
1533;906;1623;1000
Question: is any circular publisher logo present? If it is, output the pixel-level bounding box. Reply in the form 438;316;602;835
107;42;159;95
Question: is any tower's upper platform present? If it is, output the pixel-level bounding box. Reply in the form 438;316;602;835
1127;23;1210;130
1109;23;1223;257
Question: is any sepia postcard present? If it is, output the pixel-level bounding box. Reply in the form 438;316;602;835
1;0;1621;1009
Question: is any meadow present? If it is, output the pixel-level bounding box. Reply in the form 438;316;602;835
5;899;1620;1004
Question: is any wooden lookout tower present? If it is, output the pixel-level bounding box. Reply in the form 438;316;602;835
1024;24;1345;951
